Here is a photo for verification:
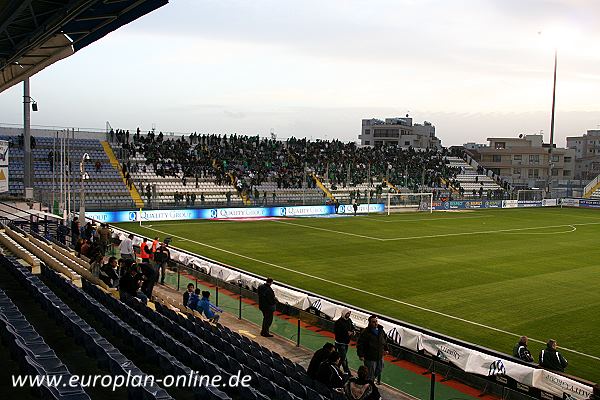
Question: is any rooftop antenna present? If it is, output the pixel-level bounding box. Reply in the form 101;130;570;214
270;128;276;141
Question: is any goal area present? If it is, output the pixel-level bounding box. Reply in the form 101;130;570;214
386;192;433;215
517;189;544;202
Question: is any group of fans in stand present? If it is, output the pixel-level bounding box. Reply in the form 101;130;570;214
67;216;171;306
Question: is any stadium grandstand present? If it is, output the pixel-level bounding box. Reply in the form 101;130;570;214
2;1;600;400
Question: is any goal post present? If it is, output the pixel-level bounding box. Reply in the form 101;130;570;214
386;192;433;215
517;189;544;202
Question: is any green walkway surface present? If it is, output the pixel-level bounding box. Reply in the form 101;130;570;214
168;272;486;400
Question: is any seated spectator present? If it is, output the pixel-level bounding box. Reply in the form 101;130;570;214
99;256;119;288
197;291;223;323
308;342;335;379
539;339;568;372
80;239;91;257
183;283;195;308
343;365;381;400
74;238;84;255
119;264;147;304
187;288;201;310
316;351;345;389
512;336;534;363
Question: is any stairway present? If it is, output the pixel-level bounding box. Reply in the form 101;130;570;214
312;173;336;201
100;141;144;208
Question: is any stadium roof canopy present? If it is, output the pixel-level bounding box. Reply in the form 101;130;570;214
0;0;168;93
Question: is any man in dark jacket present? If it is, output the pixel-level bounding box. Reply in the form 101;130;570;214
539;339;568;372
119;265;147;304
357;315;388;384
334;308;354;374
154;243;170;285
183;283;195;308
316;351;345;389
343;365;381;400
257;277;277;337
512;336;534;363
307;343;335;379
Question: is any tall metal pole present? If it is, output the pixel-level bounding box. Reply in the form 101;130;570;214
23;78;33;193
52;133;56;213
60;131;64;214
548;49;558;197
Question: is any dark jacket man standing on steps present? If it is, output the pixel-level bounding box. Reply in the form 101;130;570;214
257;277;277;337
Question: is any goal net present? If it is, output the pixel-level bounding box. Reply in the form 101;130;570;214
517;189;544;202
386;192;433;215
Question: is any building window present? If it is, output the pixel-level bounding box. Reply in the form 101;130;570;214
404;141;410;146
513;168;521;175
364;129;370;135
552;169;559;176
551;155;560;162
513;155;522;161
564;156;572;162
375;141;383;146
374;129;399;138
492;155;501;162
528;169;539;178
529;154;540;164
495;142;505;149
563;170;571;176
364;141;370;145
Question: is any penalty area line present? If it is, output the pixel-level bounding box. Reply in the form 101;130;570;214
139;225;600;361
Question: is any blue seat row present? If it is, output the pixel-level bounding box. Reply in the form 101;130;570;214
0;255;172;400
43;265;232;400
153;302;341;400
108;286;341;400
0;288;90;400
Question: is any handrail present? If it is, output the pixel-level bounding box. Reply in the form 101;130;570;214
583;174;600;198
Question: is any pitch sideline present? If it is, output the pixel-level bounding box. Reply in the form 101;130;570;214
141;225;600;362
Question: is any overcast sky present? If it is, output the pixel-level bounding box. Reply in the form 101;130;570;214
1;0;599;146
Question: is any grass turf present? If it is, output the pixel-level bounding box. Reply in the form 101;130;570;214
117;207;600;383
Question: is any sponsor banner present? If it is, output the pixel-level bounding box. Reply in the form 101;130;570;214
485;200;502;208
503;200;518;208
398;327;422;352
518;200;543;207
421;335;470;371
276;205;332;217
0;167;8;193
87;204;386;223
542;199;558;207
578;199;600;208
273;286;311;309
532;370;593;400
338;203;385;214
560;198;580;207
434;200;491;211
465;350;535;384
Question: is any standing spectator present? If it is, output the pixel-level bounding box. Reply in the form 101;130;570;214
119;234;135;261
308;343;335;379
343;365;381;400
357;315;388;384
183;283;195;307
154;242;170;285
257;277;277;337
512;336;534;363
317;351;345;389
539;339;568;372
150;236;160;270
139;238;152;264
140;261;156;298
98;223;111;255
70;217;80;247
334;308;354;374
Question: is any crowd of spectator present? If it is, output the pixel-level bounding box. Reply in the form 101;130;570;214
111;128;482;203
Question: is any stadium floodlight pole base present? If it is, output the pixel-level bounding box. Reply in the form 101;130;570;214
386;192;433;215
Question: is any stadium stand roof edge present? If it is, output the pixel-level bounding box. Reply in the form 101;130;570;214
0;0;168;93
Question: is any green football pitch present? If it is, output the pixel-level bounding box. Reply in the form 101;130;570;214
117;207;600;382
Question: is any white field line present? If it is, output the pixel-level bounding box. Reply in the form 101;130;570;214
141;225;600;361
363;215;494;223
381;221;600;241
502;225;577;235
269;220;600;241
271;220;385;241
